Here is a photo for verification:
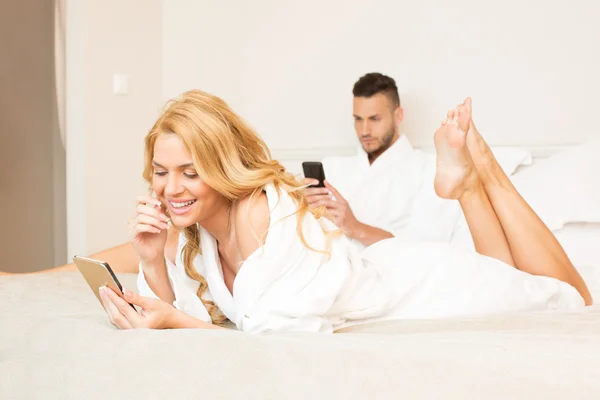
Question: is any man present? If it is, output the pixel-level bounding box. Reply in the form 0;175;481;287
304;72;462;248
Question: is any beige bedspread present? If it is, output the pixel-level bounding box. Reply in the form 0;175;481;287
1;272;599;399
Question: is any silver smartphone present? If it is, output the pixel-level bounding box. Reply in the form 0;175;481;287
73;255;135;310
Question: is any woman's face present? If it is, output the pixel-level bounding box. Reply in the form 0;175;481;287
151;134;225;228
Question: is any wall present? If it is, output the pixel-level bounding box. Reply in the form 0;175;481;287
65;0;600;256
163;0;600;155
0;0;66;272
67;0;163;258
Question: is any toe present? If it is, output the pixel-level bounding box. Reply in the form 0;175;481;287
456;106;468;133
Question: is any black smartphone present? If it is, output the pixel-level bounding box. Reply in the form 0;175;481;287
302;161;326;188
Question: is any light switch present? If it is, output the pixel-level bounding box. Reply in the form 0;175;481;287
112;73;129;95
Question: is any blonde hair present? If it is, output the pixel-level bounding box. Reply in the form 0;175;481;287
143;90;332;324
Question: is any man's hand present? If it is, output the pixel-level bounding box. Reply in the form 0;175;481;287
303;178;394;247
303;178;330;207
304;179;359;236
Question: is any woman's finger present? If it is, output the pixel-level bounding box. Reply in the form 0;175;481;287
100;287;133;329
111;310;133;330
99;288;116;324
123;288;154;310
103;288;143;327
135;214;169;231
136;204;169;222
100;287;127;327
136;195;162;208
133;223;161;235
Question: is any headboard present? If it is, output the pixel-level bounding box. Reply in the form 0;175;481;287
272;144;568;175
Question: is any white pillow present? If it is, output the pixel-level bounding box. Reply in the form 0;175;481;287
416;146;532;176
489;146;533;175
510;140;600;231
554;222;600;268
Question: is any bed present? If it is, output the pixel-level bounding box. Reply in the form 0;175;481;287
2;142;599;399
1;269;599;400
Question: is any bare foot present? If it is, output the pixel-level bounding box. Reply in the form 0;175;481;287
459;97;497;173
433;110;477;199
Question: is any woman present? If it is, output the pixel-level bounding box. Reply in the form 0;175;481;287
99;90;592;333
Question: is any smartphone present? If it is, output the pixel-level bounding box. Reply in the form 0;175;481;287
302;161;326;188
73;255;136;310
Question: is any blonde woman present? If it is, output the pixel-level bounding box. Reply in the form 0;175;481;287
99;90;592;333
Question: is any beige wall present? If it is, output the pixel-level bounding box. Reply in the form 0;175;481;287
164;0;600;150
68;0;600;256
80;0;163;256
0;0;66;272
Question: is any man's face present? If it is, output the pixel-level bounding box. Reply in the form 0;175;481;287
353;93;402;157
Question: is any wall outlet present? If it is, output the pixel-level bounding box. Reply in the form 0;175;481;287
112;74;129;95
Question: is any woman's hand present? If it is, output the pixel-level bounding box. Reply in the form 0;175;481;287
129;195;170;264
99;286;176;329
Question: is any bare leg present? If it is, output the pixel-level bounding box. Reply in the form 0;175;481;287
434;110;515;267
461;98;592;305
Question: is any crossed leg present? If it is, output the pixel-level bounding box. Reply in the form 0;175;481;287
433;98;592;305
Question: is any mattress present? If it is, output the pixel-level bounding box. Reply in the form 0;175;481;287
1;271;599;400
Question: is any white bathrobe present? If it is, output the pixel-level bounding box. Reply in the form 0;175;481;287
322;136;463;247
138;183;584;334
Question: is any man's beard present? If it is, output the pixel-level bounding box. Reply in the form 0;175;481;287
363;127;396;158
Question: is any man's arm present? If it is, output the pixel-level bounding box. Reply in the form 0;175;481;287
32;242;140;275
342;220;394;247
0;244;137;276
304;179;394;247
19;227;181;276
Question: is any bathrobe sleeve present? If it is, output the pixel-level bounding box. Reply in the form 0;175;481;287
137;232;212;323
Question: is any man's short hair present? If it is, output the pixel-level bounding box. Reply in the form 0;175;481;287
352;72;400;108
